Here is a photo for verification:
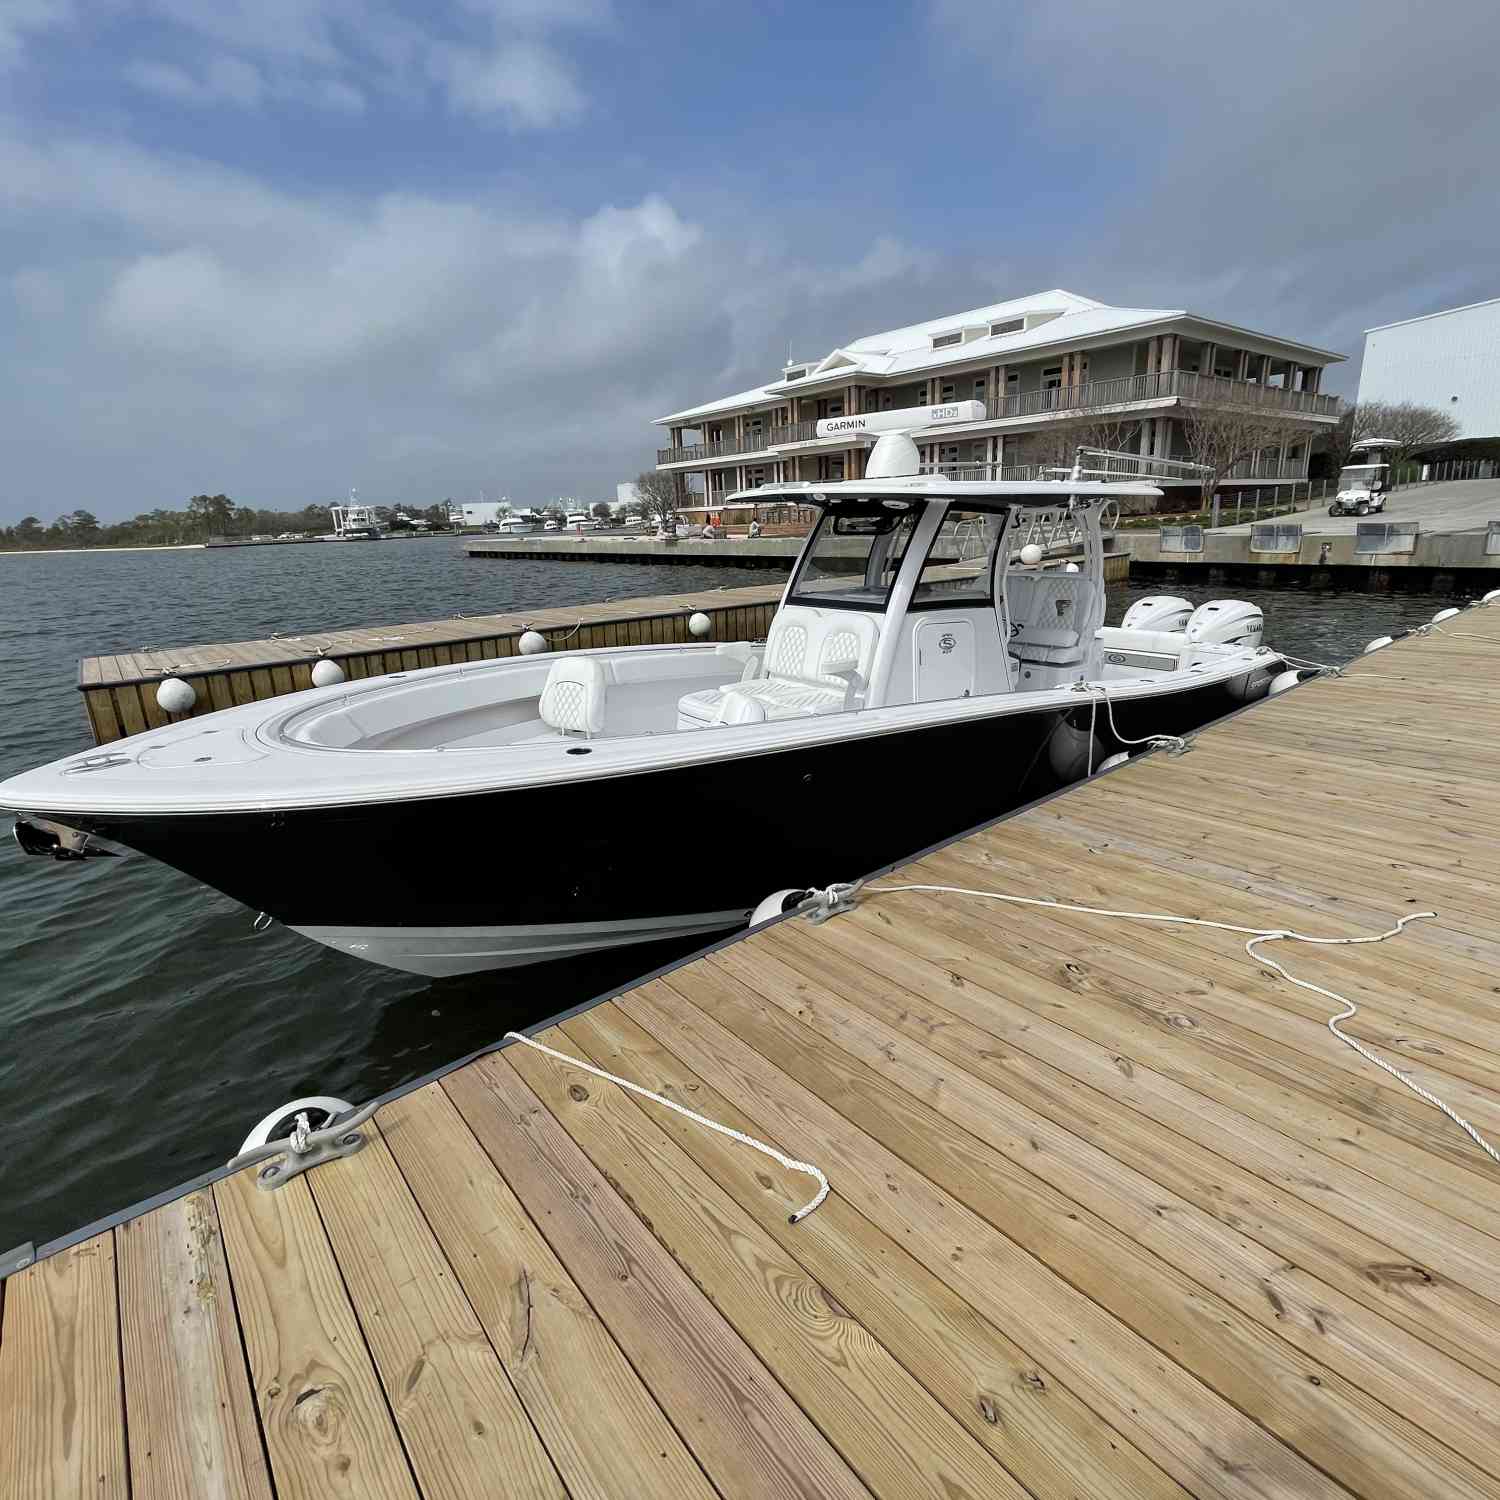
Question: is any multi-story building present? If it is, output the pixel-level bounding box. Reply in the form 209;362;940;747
654;289;1343;511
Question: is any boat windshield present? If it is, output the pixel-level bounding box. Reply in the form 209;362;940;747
788;505;919;608
909;507;1009;609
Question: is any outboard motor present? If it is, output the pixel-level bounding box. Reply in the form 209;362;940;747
1120;595;1192;632
1184;600;1265;648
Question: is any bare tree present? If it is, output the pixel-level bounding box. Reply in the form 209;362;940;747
1351;400;1461;470
630;470;680;530
1178;408;1308;508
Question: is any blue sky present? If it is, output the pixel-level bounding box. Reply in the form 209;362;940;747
2;0;1498;520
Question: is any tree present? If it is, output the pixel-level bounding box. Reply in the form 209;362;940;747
1178;408;1308;508
629;471;679;530
1352;399;1461;471
591;501;613;523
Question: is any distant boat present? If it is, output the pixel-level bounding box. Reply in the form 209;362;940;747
323;491;382;541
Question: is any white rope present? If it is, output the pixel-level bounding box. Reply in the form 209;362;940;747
1276;652;1345;675
503;1030;831;1222
1074;684;1189;777
805;882;1499;1168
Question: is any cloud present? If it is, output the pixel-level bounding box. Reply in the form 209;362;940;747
925;0;1500;382
125;56;266;108
0;116;962;517
436;38;586;126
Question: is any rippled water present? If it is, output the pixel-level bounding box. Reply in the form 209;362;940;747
0;538;1457;1249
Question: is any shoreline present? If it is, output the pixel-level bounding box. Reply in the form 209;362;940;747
0;543;208;556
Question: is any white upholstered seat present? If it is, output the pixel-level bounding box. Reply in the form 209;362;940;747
677;607;879;729
539;655;608;737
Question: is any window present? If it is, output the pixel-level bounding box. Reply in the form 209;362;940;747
784;368;807;381
931;331;963;349
972;377;987;400
789;507;919;608
1042;366;1063;391
911;508;1008;608
990;318;1024;337
939;382;956;402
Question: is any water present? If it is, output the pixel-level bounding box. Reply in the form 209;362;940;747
0;540;1457;1249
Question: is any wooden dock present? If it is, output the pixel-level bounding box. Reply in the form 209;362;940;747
74;581;786;746
7;610;1500;1498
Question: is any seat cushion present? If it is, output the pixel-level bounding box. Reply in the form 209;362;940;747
539;655;608;736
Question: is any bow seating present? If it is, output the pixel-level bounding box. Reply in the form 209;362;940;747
677;606;879;729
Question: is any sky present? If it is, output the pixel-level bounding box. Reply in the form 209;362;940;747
1;0;1497;521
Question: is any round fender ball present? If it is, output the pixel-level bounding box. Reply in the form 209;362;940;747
156;676;196;714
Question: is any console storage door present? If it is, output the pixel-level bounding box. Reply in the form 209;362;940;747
913;618;975;702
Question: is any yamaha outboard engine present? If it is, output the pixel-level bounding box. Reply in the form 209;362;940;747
1184;600;1265;648
1120;595;1193;632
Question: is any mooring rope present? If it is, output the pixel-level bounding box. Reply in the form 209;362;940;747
503;1030;831;1222
1073;683;1189;777
798;883;1497;1168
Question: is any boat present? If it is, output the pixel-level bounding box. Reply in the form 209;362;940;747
566;511;600;531
1;403;1289;977
496;514;538;535
322;491;383;540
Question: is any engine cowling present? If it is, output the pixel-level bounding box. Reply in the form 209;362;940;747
1184;599;1265;647
1120;595;1193;632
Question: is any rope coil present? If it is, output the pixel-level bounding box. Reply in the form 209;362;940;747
504;1030;831;1222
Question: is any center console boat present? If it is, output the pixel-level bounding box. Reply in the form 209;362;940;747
3;404;1286;975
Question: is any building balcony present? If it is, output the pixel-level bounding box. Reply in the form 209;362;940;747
985;368;1339;423
657;369;1339;468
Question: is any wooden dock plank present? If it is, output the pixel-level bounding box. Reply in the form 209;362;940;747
560;1001;1192;1500
305;1126;569;1500
212;1169;421;1500
642;955;1500;1500
713;933;1500;1487
505;1023;1027;1500
444;1056;876;1500
378;1083;722;1500
116;1192;273;1500
620;980;1345;1500
914;836;1500;1246
757;909;1500;1389
0;1234;127;1500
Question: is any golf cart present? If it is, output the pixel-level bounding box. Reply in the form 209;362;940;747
1329;438;1399;516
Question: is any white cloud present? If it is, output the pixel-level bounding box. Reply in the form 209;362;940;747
0;120;962;516
125;55;266;108
436;38;586;126
925;0;1500;381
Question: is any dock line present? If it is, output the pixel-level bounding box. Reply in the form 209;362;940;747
503;1029;831;1222
801;882;1498;1169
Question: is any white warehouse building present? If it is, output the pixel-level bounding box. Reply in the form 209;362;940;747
1358;296;1500;443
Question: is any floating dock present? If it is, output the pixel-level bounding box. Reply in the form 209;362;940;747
75;581;786;746
8;609;1500;1498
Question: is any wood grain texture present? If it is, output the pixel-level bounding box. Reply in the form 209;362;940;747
561;1001;1191;1500
305;1126;568;1500
379;1083;721;1500
116;1193;273;1500
0;1233;127;1500
212;1168;419;1500
446;1055;873;1500
507;1022;1021;1500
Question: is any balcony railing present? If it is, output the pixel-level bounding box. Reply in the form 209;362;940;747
984;368;1339;422
658;369;1339;464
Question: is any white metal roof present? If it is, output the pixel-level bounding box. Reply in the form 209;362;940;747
656;289;1345;426
1364;295;1500;334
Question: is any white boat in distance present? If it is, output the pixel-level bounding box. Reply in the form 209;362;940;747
2;403;1288;976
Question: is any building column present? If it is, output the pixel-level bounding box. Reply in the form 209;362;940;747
1201;343;1216;379
1138;420;1152;457
1235;351;1249;382
1145;338;1158;376
1305;366;1321;395
1260;354;1272;384
1160;334;1176;374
